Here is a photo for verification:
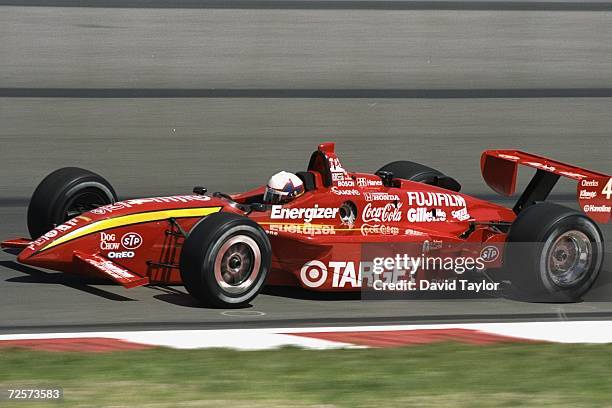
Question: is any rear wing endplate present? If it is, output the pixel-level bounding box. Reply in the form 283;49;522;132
481;150;611;223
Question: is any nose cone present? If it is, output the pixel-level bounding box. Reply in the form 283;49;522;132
16;215;91;269
17;240;66;270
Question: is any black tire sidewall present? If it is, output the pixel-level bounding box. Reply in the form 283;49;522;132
180;213;271;308
535;216;604;300
27;168;116;238
507;204;604;302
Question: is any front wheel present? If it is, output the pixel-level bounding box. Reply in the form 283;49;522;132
179;212;271;308
505;203;604;302
27;167;117;239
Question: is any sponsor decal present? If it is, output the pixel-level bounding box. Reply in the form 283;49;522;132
332;172;344;181
362;202;402;223
404;228;427;236
270;205;339;223
27;217;83;250
91;195;211;215
100;232;120;250
363;192;400;202
357;177;383;188
301;254;491;290
300;260;365;288
407;208;446;222
579;189;597;200
336;179;355;187
360;223;399;236
121;232;143;250
300;260;329;288
479;245;500;263
100;231;143;252
267;223;336;236
578;178;611;223
451;208;471;221
88;258;136;279
583;204;611;213
581;179;599;187
107;251;135;259
328;157;345;173
331;187;360;196
406;192;466;208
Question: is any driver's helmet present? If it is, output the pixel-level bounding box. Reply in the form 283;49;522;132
263;171;305;204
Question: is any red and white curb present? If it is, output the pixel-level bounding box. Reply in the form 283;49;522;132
1;321;612;352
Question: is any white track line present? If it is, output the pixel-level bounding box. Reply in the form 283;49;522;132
1;321;612;350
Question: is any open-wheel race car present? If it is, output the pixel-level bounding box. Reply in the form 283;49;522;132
2;142;610;307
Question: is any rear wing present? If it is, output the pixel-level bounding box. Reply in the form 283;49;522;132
481;150;611;223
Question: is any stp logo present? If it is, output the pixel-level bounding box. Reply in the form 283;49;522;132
480;245;500;263
121;232;143;250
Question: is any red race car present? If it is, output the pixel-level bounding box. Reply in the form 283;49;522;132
2;142;610;307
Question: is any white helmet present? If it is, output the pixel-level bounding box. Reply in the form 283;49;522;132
263;171;305;204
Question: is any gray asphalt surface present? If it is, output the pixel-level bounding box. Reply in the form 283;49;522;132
0;5;611;333
1;98;611;200
3;8;612;90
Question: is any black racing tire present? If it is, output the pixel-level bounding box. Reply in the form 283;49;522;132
505;202;604;302
179;212;271;308
376;161;444;184
27;167;117;239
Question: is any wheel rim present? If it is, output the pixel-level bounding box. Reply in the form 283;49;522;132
63;189;110;221
546;230;593;287
213;235;261;294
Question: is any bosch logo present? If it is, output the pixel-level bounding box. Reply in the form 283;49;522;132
479;246;500;263
300;260;328;288
121;232;143;250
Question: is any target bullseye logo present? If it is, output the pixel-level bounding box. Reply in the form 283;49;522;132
300;260;328;288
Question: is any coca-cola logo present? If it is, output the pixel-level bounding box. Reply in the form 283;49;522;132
362;203;403;223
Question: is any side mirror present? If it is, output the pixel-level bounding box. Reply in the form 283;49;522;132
193;186;207;195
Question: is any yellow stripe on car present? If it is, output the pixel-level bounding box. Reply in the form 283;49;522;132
39;207;222;252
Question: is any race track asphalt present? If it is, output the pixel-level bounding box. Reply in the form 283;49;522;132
0;4;611;333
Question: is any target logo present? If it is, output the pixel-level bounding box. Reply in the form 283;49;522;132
479;245;500;263
121;232;143;250
300;260;328;288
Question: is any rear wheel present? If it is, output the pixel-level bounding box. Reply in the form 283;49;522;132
27;167;117;238
180;212;271;308
505;203;604;302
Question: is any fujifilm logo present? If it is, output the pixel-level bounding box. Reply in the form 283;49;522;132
271;205;339;223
